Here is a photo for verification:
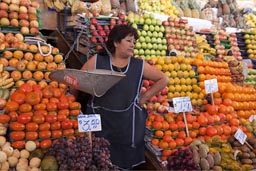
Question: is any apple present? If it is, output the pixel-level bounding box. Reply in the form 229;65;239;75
9;4;19;12
96;25;103;30
98;30;106;36
0;18;10;26
0;10;8;18
97;37;104;43
30;27;39;34
28;6;37;14
19;13;28;20
157;105;167;113
0;2;9;10
19;6;28;13
28;13;37;20
95;45;102;51
146;103;154;111
10;19;19;26
140;87;147;94
30;20;38;28
149;95;157;103
143;80;150;87
0;98;6;110
20;26;29;34
92;31;98;36
103;25;109;30
90;17;97;25
19;19;29;27
118;13;125;20
16;60;26;70
90;37;97;44
89;24;96;30
20;0;31;7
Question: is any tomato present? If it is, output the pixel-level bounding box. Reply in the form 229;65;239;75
49;97;59;103
34;103;46;110
8;111;18;121
42;87;53;98
39;130;51;139
61;120;73;129
5;101;19;112
50;121;61;130
69;102;81;110
57;113;68;122
11;141;26;149
34;110;48;116
0;114;10;124
39;122;51;131
10;131;25;141
72;119;78;129
32;84;42;92
25;131;38;141
67;95;75;102
58;109;69;117
59;94;68;102
19;103;32;113
69;109;80;116
45;115;57;123
53;88;62;98
46;102;57;112
10;91;26;104
10;122;25;131
25;122;39;131
63;128;75;136
51;130;62;139
25;92;41;105
40;139;52;149
57;101;69;110
19;83;33;93
32;114;45;124
17;114;31;124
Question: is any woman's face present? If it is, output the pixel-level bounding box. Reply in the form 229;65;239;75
114;35;136;57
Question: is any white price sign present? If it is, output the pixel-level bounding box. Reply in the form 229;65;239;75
172;97;192;113
234;128;247;145
204;79;218;94
249;115;256;122
78;114;102;132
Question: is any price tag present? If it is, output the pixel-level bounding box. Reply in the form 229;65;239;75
172;97;192;113
234;128;247;145
78;114;102;132
249;115;256;122
204;79;218;94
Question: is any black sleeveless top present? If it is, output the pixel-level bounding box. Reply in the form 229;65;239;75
86;55;147;169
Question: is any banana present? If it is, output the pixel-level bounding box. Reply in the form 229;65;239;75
0;64;3;73
1;88;10;99
44;0;54;8
0;78;14;87
53;0;65;11
1;81;14;89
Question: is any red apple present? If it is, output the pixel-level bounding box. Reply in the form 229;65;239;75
19;19;29;27
90;37;97;44
10;19;19;26
162;21;169;26
143;80;150;87
20;26;29;34
140;87;147;94
90;17;97;25
0;2;9;11
0;10;8;18
19;13;28;20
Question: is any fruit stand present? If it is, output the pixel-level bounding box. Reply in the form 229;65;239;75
1;0;256;170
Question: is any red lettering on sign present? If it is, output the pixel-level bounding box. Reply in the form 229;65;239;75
64;74;79;88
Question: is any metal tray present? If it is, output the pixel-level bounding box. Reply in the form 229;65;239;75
49;69;125;97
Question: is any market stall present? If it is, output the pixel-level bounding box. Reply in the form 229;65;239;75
1;0;256;170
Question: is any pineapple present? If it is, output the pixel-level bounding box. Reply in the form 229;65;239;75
181;0;192;17
189;0;200;18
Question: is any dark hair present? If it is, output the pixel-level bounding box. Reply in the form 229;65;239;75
98;24;139;55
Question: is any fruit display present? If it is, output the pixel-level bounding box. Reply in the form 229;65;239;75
244;69;256;85
2;83;83;150
163;17;198;58
125;12;167;59
228;136;256;170
243;29;256;59
244;13;256;28
78;14;127;57
243;119;256;137
173;0;205;19
195;34;216;56
224;56;244;85
47;135;118;170
137;0;179;17
0;0;41;35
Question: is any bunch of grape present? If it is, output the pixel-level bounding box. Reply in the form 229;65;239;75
47;135;119;171
167;147;200;171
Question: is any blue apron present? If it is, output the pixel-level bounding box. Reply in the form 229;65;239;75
86;55;148;169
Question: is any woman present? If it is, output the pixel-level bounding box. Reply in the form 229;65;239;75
74;24;168;169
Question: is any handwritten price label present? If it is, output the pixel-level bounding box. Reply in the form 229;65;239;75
204;79;218;94
172;97;192;113
234;128;247;145
78;114;102;132
249;115;256;122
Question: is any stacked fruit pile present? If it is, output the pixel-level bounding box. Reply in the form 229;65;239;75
244;68;256;85
0;0;40;35
236;32;247;59
163;17;198;58
243;29;256;59
125;13;167;59
195;34;216;57
3;83;83;150
0;32;65;89
87;14;127;55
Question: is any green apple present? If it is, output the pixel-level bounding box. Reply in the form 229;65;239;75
150;49;156;56
131;23;137;29
143;13;150;19
156;19;162;25
143;24;149;31
161;50;166;56
145;18;152;25
141;30;147;36
151;19;156;25
139;16;145;24
156;38;162;43
149;13;154;19
147;31;152;37
139;36;145;42
134;15;140;23
154;25;160;32
149;25;155;32
141;42;147;49
139;49;144;55
160;26;165;32
162;39;167;44
158;32;163;37
156;50;161;56
157;44;162;50
134;49;139;55
151;37;157;43
152;31;158;37
147;43;153;49
145;36;151;43
135;42;142;49
145;49;151;55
